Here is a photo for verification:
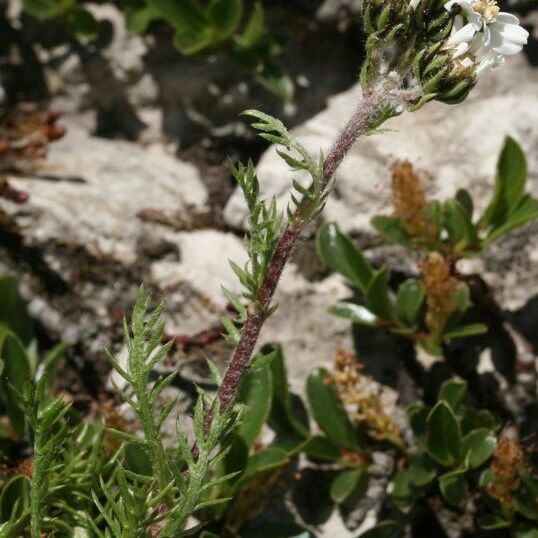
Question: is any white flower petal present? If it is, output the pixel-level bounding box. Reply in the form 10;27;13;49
477;54;505;77
452;42;470;58
487;22;529;54
409;0;421;9
496;12;520;25
447;22;477;46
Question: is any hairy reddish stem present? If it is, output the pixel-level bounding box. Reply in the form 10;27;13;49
205;89;389;431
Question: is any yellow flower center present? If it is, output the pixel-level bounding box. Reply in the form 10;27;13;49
472;0;500;23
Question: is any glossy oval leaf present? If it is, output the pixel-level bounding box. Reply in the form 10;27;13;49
443;199;479;251
438;378;467;412
316;223;373;292
303;435;341;463
439;473;468;507
208;0;243;40
485;194;538;244
329;302;378;326
242;447;289;481
481;136;527;229
366;269;395;322
396;280;425;327
426;401;461;466
370;215;412;248
151;0;208;31
407;403;429;448
455;188;473;219
267;345;310;444
306;368;360;451
237;363;273;449
461;429;496;469
443;323;488;341
330;467;364;503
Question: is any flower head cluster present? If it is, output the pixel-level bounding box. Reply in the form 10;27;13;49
416;0;529;78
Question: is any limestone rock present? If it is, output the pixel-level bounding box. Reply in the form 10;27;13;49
0;122;207;351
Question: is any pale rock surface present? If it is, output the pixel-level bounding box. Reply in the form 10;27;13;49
0;122;208;349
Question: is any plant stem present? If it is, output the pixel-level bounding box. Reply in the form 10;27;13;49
205;88;391;429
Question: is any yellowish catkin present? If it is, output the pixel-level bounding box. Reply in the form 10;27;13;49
328;349;403;447
391;161;436;243
487;437;524;504
419;252;459;333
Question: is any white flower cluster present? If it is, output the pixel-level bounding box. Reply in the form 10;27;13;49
411;0;529;77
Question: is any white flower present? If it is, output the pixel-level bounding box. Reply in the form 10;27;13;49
444;0;529;56
476;53;505;76
409;0;421;9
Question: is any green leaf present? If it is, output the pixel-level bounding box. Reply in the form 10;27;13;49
329;302;378;326
439;473;468;507
357;520;404;538
303;435;341;462
477;515;512;530
208;0;243;40
22;0;61;18
173;28;213;54
125;5;162;33
481;136;527;229
38;341;68;392
0;475;30;520
65;8;99;38
485;194;538;244
256;64;294;101
0;275;35;346
443;323;488;341
267;345;310;443
407;454;437;486
370;216;412;248
316;223;373;292
0;326;31;435
391;470;415;511
455;189;473;219
125;443;153;476
407;403;429;448
396;280;425;327
237;362;273;449
151;0;207;31
461;429;496;469
366;269;395;322
426;401;461;466
438;378;467;412
330;467;364;503
443;199;479;251
241;2;265;46
460;407;500;435
306;368;360;451
242;447;289;481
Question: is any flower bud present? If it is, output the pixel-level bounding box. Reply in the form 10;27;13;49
363;0;409;42
412;42;476;106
